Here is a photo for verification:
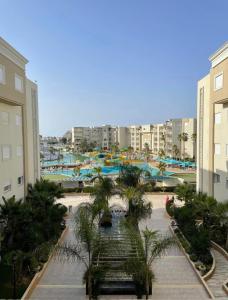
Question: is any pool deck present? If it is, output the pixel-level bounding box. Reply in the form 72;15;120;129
29;195;208;300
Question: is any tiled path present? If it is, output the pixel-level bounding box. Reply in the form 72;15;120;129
29;195;210;300
207;249;228;299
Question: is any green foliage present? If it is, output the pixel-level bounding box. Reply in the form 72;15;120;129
175;183;195;203
118;165;143;187
166;199;174;217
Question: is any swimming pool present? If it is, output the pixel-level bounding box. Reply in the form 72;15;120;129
44;162;174;178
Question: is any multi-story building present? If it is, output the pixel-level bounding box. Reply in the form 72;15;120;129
71;125;116;151
164;118;196;159
115;127;130;149
141;124;153;150
128;125;141;151
197;42;228;202
0;37;40;202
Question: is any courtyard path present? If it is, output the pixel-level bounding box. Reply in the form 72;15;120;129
29;194;210;300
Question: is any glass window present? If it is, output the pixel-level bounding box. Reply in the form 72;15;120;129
0;111;9;125
214;143;221;155
17;176;24;185
214;73;223;90
215;112;222;124
2;145;11;160
213;173;220;183
0;64;5;84
15;74;23;92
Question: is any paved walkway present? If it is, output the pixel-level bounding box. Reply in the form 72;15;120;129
29;195;210;300
207;248;228;299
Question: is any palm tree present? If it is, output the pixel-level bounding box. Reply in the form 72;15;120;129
160;133;166;155
93;166;102;178
157;162;166;176
56;204;110;299
121;187;152;224
49;146;55;161
172;144;180;160
158;149;165;159
191;133;197;160
124;225;174;299
73;166;81;177
178;133;188;160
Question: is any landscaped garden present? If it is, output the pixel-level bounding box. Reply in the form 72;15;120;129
56;165;175;299
0;180;67;299
166;183;228;275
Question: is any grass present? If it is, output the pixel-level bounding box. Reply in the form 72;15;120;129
42;174;68;181
172;173;196;183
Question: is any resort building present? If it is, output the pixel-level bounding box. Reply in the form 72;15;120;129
197;41;228;202
164;118;197;159
71;125;116;151
0;37;40;202
128;125;142;151
141;124;153;151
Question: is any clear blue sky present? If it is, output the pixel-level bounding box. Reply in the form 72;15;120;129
1;0;228;136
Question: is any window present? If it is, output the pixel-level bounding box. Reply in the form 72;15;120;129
214;173;220;183
2;145;11;160
0;64;5;84
15;74;23;92
214;143;221;155
16;114;21;126
214;73;223;90
215;112;222;124
17;176;24;185
3;181;11;193
0;111;9;125
16;145;23;157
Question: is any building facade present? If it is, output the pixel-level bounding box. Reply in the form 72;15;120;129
0;37;40;202
197;42;228;202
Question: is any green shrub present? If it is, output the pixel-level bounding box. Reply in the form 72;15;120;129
83;186;94;193
189;254;198;262
166;199;174;217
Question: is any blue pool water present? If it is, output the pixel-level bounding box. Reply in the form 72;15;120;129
44;162;174;178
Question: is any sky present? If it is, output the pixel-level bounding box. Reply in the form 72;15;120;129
1;0;228;136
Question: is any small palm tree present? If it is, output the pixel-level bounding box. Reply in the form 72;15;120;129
158;149;165;159
172;144;180;160
157;161;166;176
73;166;81;177
124;224;174;299
93;166;102;178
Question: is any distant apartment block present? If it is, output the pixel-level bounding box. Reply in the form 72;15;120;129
197;42;228;202
69;117;196;157
0;37;40;202
71;125;116;151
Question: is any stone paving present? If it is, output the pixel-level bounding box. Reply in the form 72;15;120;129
207;249;228;299
29;194;210;300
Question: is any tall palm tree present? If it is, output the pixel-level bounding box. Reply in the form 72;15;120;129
93;166;102;178
178;132;188;160
124;225;174;299
56;205;108;299
158;149;165;159
160;133;166;155
172;144;180;160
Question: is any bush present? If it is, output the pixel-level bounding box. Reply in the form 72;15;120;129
189;254;198;262
166;199;174;217
100;212;112;227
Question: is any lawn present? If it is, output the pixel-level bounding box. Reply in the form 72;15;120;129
42;174;68;181
173;173;196;183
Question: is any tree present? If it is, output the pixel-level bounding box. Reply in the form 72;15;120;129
178;133;188;160
48;146;55;161
172;144;180;160
93;166;102;178
160;133;166;155
73;166;81;177
158;149;165;159
121;187;152;224
157;162;166;176
124;225;174;299
56;204;110;299
61;137;67;144
175;183;195;203
118;165;143;188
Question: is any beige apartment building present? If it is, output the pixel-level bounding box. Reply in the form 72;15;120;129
197;41;228;202
71;125;116;151
0;37;40;202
